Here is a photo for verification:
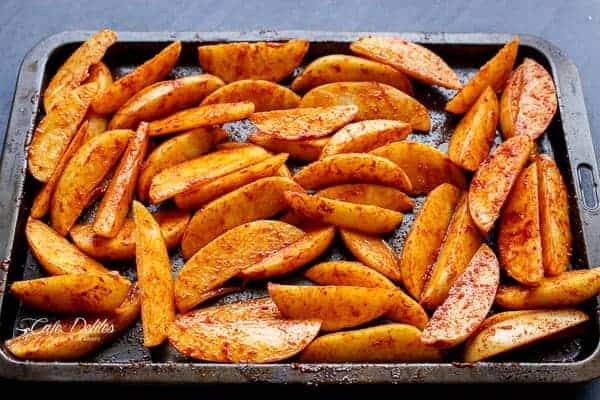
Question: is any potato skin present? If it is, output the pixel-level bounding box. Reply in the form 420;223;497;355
340;229;402;282
317;184;414;212
201;79;300;111
248;134;328;162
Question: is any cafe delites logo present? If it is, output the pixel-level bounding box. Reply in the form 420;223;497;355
15;317;115;340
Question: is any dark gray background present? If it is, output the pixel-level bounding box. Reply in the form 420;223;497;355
1;0;598;396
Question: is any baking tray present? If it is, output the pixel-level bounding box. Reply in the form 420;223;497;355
1;31;600;384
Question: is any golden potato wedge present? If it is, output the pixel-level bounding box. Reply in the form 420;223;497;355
70;208;190;260
468;135;533;233
350;36;461;89
81;62;112;140
399;183;462;299
300;82;430;131
197;39;309;83
448;86;499;171
43;29;117;111
340;229;401;282
5;284;140;361
132;201;175;347
168;298;320;363
293;153;412;192
500;58;557;139
446;37;519;114
175;220;304;312
284;191;403;234
268;283;394;331
86;62;113;92
29;82;98;182
318;184;414;212
290;54;413;94
498;163;544;286
420;195;482;310
50;129;132;235
11;273;130;314
421;244;500;348
370;141;466;195
109;74;225;129
248;134;328;161
91;41;181;114
300;324;442;362
538;154;572;276
201;79;300;111
181;177;304;259
463;309;589;363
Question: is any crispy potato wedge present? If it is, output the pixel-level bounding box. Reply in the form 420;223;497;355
11;273;130;314
91;41;181;114
181;177;304;259
370;141;466;195
248;134;328;161
86;62;113;92
81;62;112;140
448;86;499;171
340;229;401;282
43;29;117;111
446;37;519;114
109;74;225;129
318;184;414;212
350;36;461;89
463;309;589;363
300;82;430;131
290;54;413;94
198;39;309;82
468;135;533;233
50;129;132;235
300;324;442;362
268;283;394;331
284;191;404;234
132;201;175;347
399;183;462;299
538;155;572;276
201;79;300;111
168;298;320;363
421;244;500;348
175;220;305;312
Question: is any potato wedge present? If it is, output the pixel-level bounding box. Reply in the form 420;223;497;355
446;37;519;114
175;220;305;312
201;79;300;111
399;183;462;299
448;86;499;171
86;62;113;92
284;191;403;234
132;201;175;347
181;177;304;259
81;62;112;140
300;82;430;131
350;36;461;89
168;298;320;363
198;39;309;82
248;134;328;161
290;54;413;94
463;309;589;363
109;74;225;129
370;141;466;195
91;41;181;114
300;324;442;363
268;283;394;331
50;129;132;235
468;135;533;233
340;229;401;282
498;163;544;286
43;29;117;111
421;244;500;348
538;154;572;276
318;184;414;212
11;273;130;314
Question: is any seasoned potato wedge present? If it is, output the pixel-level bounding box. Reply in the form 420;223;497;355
11;273;130;314
175;220;305;312
318;184;414;212
109;74;225;129
448;86;499;171
81;62;112;140
421;244;500;348
168;298;320;363
340;229;401;282
91;41;181;114
247;134;328;162
198;39;309;82
268;283;394;331
446;37;519;114
399;183;462;299
468;135;533;233
370;141;466;195
201;79;300;111
300;82;430;131
291;54;413;93
85;62;113;92
350;36;461;89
